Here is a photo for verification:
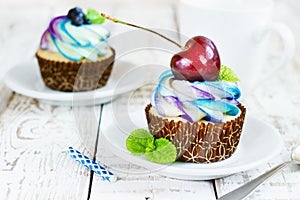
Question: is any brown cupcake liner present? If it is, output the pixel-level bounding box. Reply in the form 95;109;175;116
145;104;246;163
36;48;115;92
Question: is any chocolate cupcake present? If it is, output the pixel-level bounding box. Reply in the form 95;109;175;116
145;68;246;164
36;8;115;92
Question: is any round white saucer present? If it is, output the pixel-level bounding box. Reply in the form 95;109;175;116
4;60;150;106
101;114;283;180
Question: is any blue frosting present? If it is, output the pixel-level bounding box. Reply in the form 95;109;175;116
40;16;111;61
151;70;241;123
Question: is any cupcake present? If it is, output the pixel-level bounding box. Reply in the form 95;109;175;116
145;36;246;164
36;7;115;92
101;15;246;164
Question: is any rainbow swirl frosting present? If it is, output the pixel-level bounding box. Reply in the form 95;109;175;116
150;70;241;123
40;16;111;62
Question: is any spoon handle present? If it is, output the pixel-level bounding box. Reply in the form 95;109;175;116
217;161;293;200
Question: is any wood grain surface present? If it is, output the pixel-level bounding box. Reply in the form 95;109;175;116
0;94;101;199
0;0;300;199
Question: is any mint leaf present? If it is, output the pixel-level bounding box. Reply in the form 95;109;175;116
145;138;177;164
86;9;105;24
217;65;239;82
126;129;155;155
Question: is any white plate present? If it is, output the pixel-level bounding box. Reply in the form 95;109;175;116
102;114;283;180
4;60;151;106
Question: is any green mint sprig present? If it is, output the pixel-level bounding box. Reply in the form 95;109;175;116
85;9;105;24
217;65;239;82
126;129;154;155
126;129;177;164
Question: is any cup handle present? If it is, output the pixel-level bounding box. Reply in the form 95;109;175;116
254;22;295;84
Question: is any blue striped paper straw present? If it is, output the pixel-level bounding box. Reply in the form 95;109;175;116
68;147;117;182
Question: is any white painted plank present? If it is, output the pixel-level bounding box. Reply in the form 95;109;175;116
0;81;12;113
1;0;299;199
91;86;216;200
0;4;105;199
0;94;101;200
91;1;216;199
215;59;300;199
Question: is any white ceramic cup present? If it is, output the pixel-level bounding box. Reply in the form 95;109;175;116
177;0;295;92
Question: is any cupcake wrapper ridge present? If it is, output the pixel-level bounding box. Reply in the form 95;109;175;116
36;48;115;92
145;104;246;163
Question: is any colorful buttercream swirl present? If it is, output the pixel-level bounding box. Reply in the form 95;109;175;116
151;70;241;123
40;16;111;62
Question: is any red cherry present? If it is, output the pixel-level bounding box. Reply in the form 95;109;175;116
170;36;221;82
100;15;221;82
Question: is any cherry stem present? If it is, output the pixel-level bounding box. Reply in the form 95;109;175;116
101;13;185;50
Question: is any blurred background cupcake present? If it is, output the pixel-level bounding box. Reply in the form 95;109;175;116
36;7;115;92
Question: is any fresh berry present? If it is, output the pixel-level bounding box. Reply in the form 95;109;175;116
67;7;83;19
170;36;220;82
101;14;221;82
72;15;85;26
83;17;91;24
67;7;86;26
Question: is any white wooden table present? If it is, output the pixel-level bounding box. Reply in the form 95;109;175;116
1;0;300;199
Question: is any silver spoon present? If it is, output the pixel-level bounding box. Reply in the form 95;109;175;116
217;145;300;200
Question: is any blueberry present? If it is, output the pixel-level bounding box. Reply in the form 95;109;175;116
68;7;83;18
67;7;84;19
72;15;84;26
73;7;83;13
67;7;90;26
83;17;91;25
78;12;84;17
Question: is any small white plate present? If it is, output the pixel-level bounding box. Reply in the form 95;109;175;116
102;114;283;180
4;60;152;106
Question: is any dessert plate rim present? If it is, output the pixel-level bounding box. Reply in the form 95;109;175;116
101;112;283;180
4;60;147;106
